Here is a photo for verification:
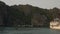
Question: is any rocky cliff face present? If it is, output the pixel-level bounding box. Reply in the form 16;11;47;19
0;1;54;27
0;1;49;27
0;1;8;26
31;13;48;27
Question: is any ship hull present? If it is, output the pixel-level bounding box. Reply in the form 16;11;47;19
50;26;60;30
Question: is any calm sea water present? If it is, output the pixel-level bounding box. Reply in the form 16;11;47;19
0;27;60;34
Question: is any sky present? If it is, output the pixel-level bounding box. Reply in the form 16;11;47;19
0;0;60;9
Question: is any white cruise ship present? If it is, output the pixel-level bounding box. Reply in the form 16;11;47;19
50;18;60;29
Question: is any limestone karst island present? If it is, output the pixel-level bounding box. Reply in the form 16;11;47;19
0;1;60;29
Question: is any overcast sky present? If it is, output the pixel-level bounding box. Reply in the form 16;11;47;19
0;0;60;9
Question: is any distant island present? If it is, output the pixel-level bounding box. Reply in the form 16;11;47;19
0;1;60;28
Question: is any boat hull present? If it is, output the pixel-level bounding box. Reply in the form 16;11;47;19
50;26;60;30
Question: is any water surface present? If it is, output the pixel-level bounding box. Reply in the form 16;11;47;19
0;27;60;34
